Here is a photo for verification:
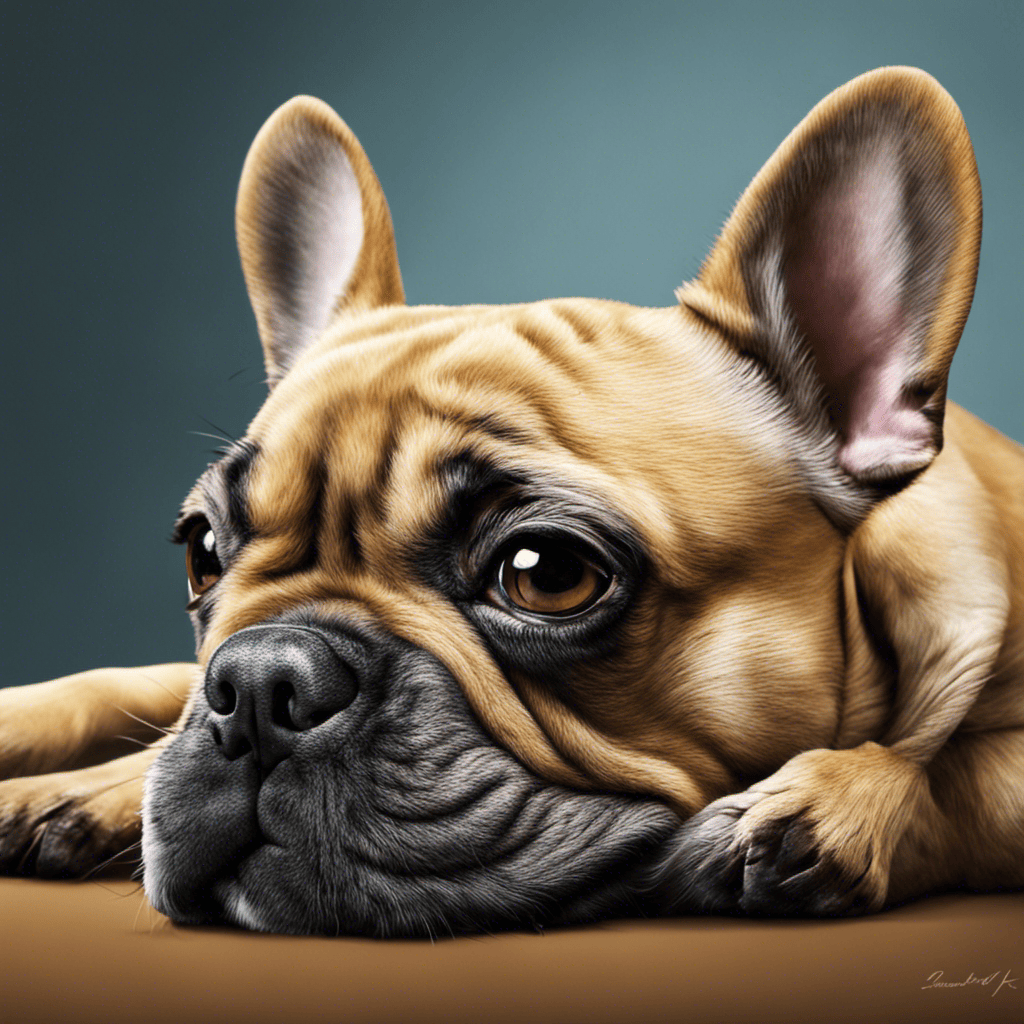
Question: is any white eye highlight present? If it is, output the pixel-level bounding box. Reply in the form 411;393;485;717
512;548;541;571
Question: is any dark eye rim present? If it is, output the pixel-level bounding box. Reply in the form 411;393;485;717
183;516;223;605
484;533;617;621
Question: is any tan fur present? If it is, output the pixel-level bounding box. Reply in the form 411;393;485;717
0;664;195;777
2;67;1021;913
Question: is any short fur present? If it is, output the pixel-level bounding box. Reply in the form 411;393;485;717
1;67;1021;935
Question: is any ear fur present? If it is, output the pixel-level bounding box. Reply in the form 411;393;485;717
679;67;981;520
236;96;405;385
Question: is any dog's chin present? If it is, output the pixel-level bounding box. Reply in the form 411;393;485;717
141;628;679;937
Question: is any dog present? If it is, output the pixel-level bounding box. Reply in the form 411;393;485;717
0;66;1021;936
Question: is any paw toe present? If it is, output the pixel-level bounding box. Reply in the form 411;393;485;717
652;791;765;914
739;817;869;916
35;811;107;878
0;801;66;874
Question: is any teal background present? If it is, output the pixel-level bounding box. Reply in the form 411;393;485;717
2;1;1021;684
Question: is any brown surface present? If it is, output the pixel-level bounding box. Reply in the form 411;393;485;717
1;880;1022;1024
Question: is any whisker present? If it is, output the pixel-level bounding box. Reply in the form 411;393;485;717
85;772;150;803
188;430;235;445
112;735;154;749
112;706;174;736
90;878;144;897
17;819;51;872
200;416;237;444
88;860;146;894
136;669;195;704
82;838;144;882
133;890;149;933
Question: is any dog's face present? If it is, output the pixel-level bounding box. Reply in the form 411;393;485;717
142;68;981;935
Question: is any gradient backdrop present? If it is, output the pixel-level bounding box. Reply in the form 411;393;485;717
2;1;1021;685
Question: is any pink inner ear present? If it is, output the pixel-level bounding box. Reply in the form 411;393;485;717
785;144;934;480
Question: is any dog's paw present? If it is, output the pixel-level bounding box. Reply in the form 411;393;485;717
652;743;925;917
0;750;155;877
652;792;876;917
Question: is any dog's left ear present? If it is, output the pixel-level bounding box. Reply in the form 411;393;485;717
236;96;405;385
679;67;981;502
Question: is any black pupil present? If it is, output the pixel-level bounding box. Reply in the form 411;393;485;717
526;548;584;593
193;529;220;580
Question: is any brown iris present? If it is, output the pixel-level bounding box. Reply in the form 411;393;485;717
496;541;610;616
186;519;222;599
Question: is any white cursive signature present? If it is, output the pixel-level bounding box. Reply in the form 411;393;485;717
922;969;1018;997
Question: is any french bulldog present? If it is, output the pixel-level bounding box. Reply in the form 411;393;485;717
1;66;1021;936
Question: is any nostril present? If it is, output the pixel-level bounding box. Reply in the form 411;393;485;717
271;680;298;730
207;717;252;760
307;707;332;727
210;679;237;715
270;678;342;731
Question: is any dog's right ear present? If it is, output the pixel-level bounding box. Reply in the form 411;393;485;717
236;97;405;385
678;68;981;527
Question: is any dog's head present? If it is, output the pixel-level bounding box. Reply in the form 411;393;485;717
142;68;981;935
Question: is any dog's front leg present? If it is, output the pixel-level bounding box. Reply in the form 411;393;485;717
0;664;195;876
0;663;195;778
651;463;1012;916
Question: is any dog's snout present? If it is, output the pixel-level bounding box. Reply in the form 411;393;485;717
204;624;359;772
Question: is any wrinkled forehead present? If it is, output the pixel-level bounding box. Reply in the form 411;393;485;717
185;297;788;581
238;301;683;551
242;304;584;550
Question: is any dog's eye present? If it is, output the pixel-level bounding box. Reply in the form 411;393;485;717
186;520;222;600
494;541;611;617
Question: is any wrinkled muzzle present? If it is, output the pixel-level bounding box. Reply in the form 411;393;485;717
141;611;679;936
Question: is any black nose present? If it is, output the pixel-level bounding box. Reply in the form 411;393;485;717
204;624;359;773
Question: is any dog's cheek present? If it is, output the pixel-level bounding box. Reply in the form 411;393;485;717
142;728;262;924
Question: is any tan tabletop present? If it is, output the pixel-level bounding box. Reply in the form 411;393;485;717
1;878;1021;1024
